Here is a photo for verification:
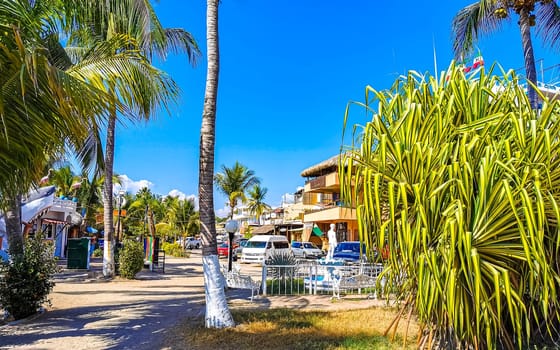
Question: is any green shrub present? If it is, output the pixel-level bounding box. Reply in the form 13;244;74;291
161;242;189;257
92;248;103;257
118;240;144;279
0;234;59;320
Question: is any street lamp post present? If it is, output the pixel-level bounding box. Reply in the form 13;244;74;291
225;220;238;272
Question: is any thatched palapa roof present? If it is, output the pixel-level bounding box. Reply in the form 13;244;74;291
300;155;339;178
251;224;275;235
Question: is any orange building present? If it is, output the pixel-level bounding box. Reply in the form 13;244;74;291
300;155;358;248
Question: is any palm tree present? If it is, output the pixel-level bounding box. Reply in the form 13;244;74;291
47;166;77;198
0;1;116;256
64;1;200;277
246;184;272;225
172;198;199;247
199;0;236;328
75;172;106;226
128;187;161;237
452;0;560;109
161;195;181;242
214;162;261;220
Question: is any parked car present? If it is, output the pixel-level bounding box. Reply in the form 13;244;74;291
236;238;249;256
332;241;367;263
291;241;324;259
240;235;291;264
217;242;238;261
185;237;201;249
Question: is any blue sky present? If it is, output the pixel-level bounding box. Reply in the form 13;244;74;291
111;1;559;217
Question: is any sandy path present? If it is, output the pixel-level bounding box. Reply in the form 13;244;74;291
0;251;384;349
0;254;208;350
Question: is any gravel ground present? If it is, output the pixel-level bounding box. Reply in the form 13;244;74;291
0;251;384;350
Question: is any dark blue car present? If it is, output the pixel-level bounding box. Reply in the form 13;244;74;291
332;241;367;263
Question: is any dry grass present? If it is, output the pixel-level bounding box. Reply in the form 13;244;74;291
165;306;418;350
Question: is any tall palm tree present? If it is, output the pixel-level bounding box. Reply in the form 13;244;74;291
214;162;261;220
452;0;560;109
65;0;200;277
199;0;236;328
0;0;116;256
246;184;271;225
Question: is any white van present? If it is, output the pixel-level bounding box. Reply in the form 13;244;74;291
240;235;291;264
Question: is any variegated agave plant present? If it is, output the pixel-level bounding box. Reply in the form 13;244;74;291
340;63;560;349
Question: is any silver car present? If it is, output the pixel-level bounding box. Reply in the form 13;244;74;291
291;241;324;259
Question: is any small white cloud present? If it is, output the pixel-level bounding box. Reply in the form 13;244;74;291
167;189;188;200
167;190;199;210
114;174;153;195
215;204;230;218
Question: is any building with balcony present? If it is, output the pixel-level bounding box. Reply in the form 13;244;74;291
300;155;358;248
232;197;306;241
0;186;82;259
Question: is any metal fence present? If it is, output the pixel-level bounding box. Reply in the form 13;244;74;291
261;260;385;298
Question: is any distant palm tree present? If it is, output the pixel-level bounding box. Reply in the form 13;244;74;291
161;195;180;242
75;172;106;226
452;0;560;109
175;198;198;238
214;162;261;220
128;187;161;238
48;166;76;198
246;184;272;225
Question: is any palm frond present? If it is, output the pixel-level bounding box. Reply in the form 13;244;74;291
536;1;560;50
452;1;505;59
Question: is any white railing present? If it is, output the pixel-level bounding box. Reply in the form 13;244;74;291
261;261;385;298
52;198;77;211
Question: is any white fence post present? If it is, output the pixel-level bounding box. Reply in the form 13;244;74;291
261;263;267;296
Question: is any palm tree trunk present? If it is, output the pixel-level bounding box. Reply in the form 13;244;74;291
200;0;234;328
5;194;24;256
519;8;539;109
102;110;116;277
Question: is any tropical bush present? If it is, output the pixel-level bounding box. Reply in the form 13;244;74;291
118;240;144;279
161;242;189;257
92;248;103;257
0;234;59;320
340;63;560;349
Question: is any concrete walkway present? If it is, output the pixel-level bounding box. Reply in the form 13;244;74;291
0;251;383;350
